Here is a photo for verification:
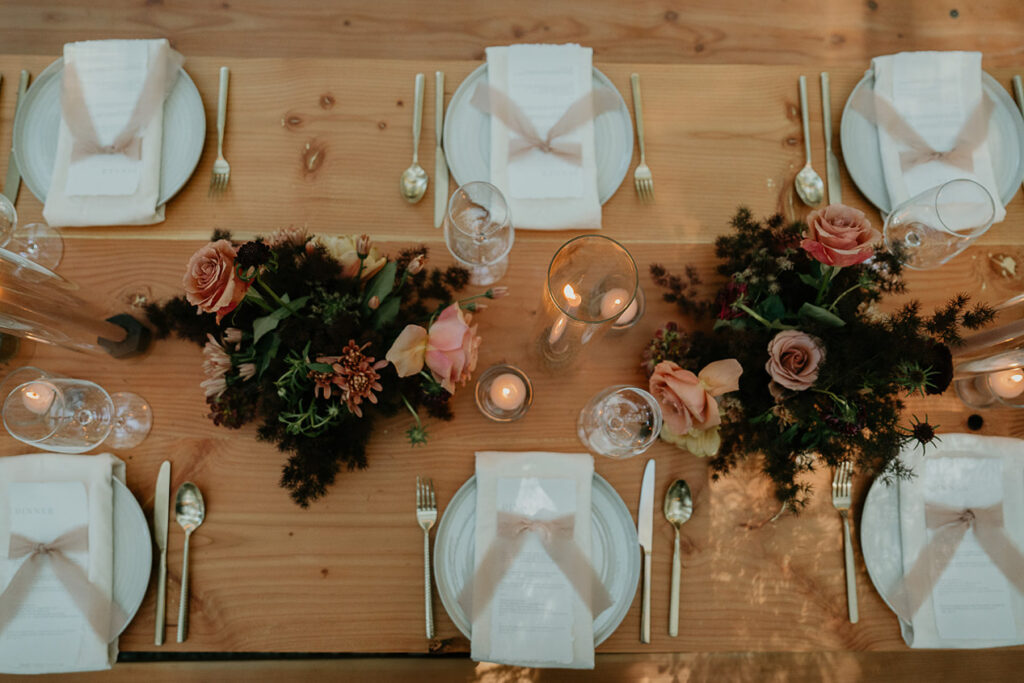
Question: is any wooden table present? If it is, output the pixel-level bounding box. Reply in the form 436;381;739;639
3;48;1024;679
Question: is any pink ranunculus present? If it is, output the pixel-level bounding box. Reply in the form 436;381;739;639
386;324;429;377
800;204;881;267
765;330;825;391
424;304;481;394
649;359;743;436
183;240;250;323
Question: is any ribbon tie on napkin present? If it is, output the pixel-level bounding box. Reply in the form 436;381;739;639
0;526;124;642
60;49;184;163
890;503;1024;622
460;512;613;619
850;87;995;173
472;84;621;165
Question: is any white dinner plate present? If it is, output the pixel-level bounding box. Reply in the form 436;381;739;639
112;477;152;636
839;69;1024;214
13;58;206;208
433;473;640;645
443;65;634;205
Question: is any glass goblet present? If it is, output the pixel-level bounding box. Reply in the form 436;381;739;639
443;181;514;286
577;385;662;459
0;194;64;270
883;178;995;270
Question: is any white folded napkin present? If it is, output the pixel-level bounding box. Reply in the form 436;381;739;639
872;51;1005;222
486;44;603;230
896;434;1024;648
0;453;124;673
43;39;181;227
470;451;597;669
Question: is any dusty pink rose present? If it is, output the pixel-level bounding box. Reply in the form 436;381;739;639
649;359;743;435
765;330;824;391
800;204;881;267
183;240;249;323
424;304;481;394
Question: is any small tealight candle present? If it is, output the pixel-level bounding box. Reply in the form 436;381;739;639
489;373;526;411
563;284;582;308
600;288;631;320
21;382;56;415
989;368;1024;399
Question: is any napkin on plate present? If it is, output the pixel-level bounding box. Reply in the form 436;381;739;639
470;451;600;669
0;453;124;673
895;434;1024;648
871;51;1006;222
42;39;183;227
485;44;603;231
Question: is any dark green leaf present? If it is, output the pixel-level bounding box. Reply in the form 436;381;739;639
364;261;398;304
758;294;785;321
371;296;402;330
307;361;334;373
798;302;846;327
798;273;820;289
253;315;281;344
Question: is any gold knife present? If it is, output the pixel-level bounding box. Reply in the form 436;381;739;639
153;460;171;645
3;70;28;204
433;71;448;228
821;72;841;205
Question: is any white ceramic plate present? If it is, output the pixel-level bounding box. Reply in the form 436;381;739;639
112;478;152;636
840;70;1024;213
13;58;206;207
443;65;633;205
434;473;640;645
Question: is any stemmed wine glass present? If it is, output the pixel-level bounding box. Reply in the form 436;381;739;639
0;193;63;270
2;376;152;452
577;385;662;459
443;181;514;286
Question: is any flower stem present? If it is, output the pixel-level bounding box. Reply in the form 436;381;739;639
256;279;296;313
815;265;838;305
829;283;862;312
243;288;275;313
400;394;422;427
736;303;773;328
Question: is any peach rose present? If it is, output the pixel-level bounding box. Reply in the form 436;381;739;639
648;359;742;436
660;424;722;458
424;304;481;394
386;324;429;377
800;204;881;267
311;234;387;280
184;240;249;323
765;330;824;391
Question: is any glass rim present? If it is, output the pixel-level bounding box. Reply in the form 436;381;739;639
445;181;512;240
545;234;640;322
934;178;996;237
3;378;65;444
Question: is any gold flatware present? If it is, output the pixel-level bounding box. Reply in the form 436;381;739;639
175;481;206;642
209;66;230;196
663;479;693;637
821;72;841;205
400;73;428;204
153;460;171;645
832;461;858;623
3;70;29;204
415;476;437;639
795;75;825;207
630;73;653;202
433;71;448;227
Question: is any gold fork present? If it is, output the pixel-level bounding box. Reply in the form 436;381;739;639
630;73;653;202
415;477;437;639
209;66;231;196
832;461;858;623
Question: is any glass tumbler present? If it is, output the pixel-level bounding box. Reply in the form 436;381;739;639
3;377;152;452
443;181;514;286
0;193;64;270
577;385;663;459
883;179;996;270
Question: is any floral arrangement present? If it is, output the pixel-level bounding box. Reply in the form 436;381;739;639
146;229;501;506
642;205;995;510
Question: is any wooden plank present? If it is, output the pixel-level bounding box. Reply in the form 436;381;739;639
0;1;1023;66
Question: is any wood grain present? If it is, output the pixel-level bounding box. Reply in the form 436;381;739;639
0;51;1023;663
1;1;1023;66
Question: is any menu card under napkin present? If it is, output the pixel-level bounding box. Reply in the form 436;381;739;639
470;451;602;669
0;453;124;673
895;434;1024;648
42;39;183;227
871;51;1005;222
486;44;603;230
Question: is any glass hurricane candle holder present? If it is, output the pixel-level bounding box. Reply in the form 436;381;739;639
475;364;533;422
953;349;1024;409
535;235;639;369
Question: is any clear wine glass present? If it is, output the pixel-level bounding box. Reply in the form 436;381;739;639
0;194;64;270
577;385;662;459
443;181;514;286
2;377;152;453
883;179;995;270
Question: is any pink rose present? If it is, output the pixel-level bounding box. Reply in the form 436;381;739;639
765;330;824;391
649;359;743;435
386;304;482;394
800;204;881;267
183;240;250;323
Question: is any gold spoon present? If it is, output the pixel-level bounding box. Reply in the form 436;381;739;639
663;479;693;637
175;481;206;643
399;73;429;203
795;75;825;207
